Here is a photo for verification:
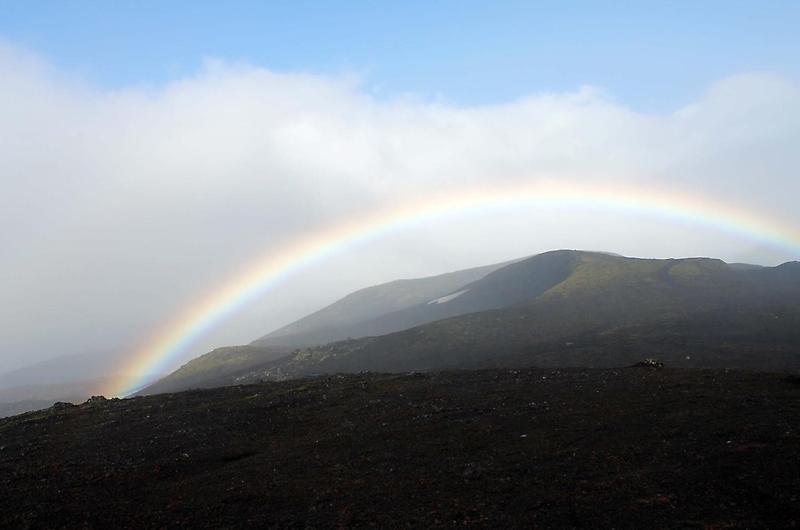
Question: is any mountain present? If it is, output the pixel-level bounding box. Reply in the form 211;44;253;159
253;258;515;348
144;250;800;395
275;249;577;344
0;350;119;390
138;344;292;396
3;368;800;527
144;258;515;394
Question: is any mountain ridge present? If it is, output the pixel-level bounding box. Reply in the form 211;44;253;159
143;250;800;395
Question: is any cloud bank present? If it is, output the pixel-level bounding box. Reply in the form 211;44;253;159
1;43;798;373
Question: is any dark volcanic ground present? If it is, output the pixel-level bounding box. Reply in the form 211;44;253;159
1;368;799;529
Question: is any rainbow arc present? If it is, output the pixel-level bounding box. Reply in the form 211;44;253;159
107;181;800;396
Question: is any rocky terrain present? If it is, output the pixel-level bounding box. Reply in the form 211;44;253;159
2;367;799;528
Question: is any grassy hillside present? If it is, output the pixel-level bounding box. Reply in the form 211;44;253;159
142;345;291;395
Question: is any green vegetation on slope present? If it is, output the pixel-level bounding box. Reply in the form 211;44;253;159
143;345;291;395
145;250;800;394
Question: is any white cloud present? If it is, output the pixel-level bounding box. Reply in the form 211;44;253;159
1;43;798;373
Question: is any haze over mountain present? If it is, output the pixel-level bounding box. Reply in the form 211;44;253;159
2;42;799;376
142;259;515;395
144;250;800;395
0;351;133;417
0;351;121;390
254;259;515;348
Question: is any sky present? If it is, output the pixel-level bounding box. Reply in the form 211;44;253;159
1;1;799;378
3;1;799;109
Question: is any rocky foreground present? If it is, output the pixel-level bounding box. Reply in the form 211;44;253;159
1;368;799;528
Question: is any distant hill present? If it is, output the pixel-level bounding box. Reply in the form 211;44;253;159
0;350;118;390
0;400;60;419
0;377;118;418
253;258;516;348
0;352;128;417
143;250;800;395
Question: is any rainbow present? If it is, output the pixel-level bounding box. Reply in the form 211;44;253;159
106;181;800;396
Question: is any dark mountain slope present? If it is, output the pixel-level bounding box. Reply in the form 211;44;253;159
146;259;517;395
144;251;800;394
206;253;800;387
253;258;513;348
144;251;585;394
292;249;582;343
3;369;799;528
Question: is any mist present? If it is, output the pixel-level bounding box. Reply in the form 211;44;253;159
1;42;799;374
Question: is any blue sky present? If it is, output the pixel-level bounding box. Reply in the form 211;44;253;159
2;1;798;111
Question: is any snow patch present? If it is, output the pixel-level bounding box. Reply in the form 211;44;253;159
427;289;469;305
